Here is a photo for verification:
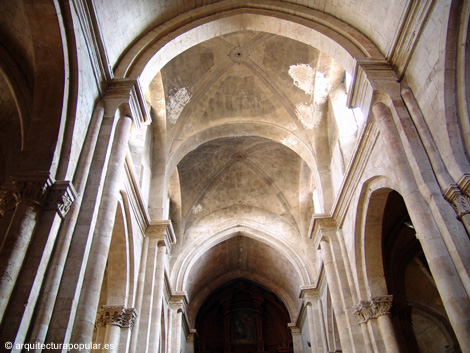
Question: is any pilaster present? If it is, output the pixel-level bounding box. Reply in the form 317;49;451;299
168;292;189;353
288;324;303;353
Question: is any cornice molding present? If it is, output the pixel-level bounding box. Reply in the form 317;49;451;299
104;78;151;128
146;220;176;250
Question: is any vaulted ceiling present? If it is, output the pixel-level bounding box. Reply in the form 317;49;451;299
155;31;346;243
148;30;351;312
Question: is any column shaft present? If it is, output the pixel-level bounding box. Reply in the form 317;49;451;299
1;182;75;349
0;175;51;323
377;315;400;353
128;236;149;353
44;113;119;348
306;304;319;353
69;115;133;351
168;309;183;353
289;326;302;353
103;325;121;353
28;106;104;347
319;239;354;352
135;237;157;353
148;242;166;353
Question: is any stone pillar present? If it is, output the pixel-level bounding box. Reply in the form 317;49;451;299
444;181;470;238
372;297;400;353
134;221;175;353
0;181;75;349
128;236;149;353
319;238;353;352
301;288;335;353
168;293;187;353
68;115;133;351
316;300;331;353
27;105;104;349
134;237;158;353
93;313;107;353
353;300;384;352
300;287;323;353
402;87;470;239
43;79;149;350
0;173;54;323
353;296;400;353
373;102;470;351
288;324;302;353
96;305;137;353
148;223;173;353
306;303;319;353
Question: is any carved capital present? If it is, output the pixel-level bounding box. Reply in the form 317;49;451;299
122;307;138;330
370;295;393;317
1;173;54;206
96;305;138;330
353;300;373;324
353;295;393;323
44;181;77;219
444;185;470;219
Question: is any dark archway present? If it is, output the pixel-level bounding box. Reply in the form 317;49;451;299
195;279;293;353
382;191;460;353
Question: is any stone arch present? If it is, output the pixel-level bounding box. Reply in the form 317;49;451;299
164;124;323;216
20;1;69;175
444;0;470;174
115;3;383;87
167;123;316;179
172;223;312;288
171;224;312;319
188;272;296;328
0;45;32;151
116;4;386;221
354;175;400;300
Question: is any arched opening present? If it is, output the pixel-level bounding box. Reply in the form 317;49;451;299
195;279;293;353
381;191;460;353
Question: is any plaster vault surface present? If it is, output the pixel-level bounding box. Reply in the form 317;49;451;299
146;30;354;305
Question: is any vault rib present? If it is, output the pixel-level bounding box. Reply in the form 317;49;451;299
242;58;313;148
168;56;235;151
